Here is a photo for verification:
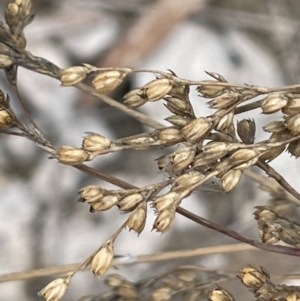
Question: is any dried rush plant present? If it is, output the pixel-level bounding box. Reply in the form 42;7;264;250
1;1;300;301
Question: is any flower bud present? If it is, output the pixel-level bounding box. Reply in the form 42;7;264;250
82;132;111;152
261;93;288;114
221;169;242;192
237;119;256;144
78;185;103;203
152;206;176;233
123;88;147;108
141;78;173;101
182;117;212;142
158;127;184;145
209;286;234;301
0;107;15;128
238;266;267;290
60;66;89;86
38;275;71;301
153;191;180;212
91;239;114;276
92;69;129;93
126;201;147;235
0;54;13;68
56;146;89;165
197;81;226;98
118;193;144;212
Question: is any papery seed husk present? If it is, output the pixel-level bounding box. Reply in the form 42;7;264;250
237;119;256;144
82;133;111;151
197;80;226;98
79;185;103;202
90;195;118;211
141;78;173;101
126;201;147;235
56;146;89;165
172;172;204;191
182;117;212;142
170;146;196;172
0;54;13;68
123;88;147;108
118;193;144;212
259;145;286;162
116;282;140;299
165;115;189;127
0;108;15;127
238;266;267;289
282;95;300;115
152;287;172;301
153;206;176;233
263;120;286;133
209;287;234;301
92;70;126;93
91;240;114;276
60;66;89;86
104;273;127;287
261;93;288;114
207;92;239;109
221;169;242;192
216;111;234;132
288;140;300;158
285;113;300;134
153;191;180;212
158;127;183;145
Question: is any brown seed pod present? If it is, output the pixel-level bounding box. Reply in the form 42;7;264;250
126;201;147;235
169;145;196;172
158;127;184;145
152;191;180;212
152;287;172;301
237;119;256;144
0;54;13;68
207;92;239;109
288;140;300;158
263;120;286;133
60;66;90;86
209;286;235;301
153;206;176;233
238;266;268;290
285;114;300;135
165;115;189;127
78;185;103;203
118;193;144;212
0;107;15;128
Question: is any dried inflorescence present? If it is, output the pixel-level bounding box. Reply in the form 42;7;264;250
1;1;300;300
254;206;300;248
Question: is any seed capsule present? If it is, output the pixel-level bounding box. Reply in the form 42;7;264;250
237;119;256;144
197;81;227;98
92;69;129;93
288;140;300;158
82;133;111;152
182;117;212;142
152;287;172;301
172;172;204;191
165;115;189;127
56;146;89;165
152;191;180;212
261;93;288;114
238;266;267;290
0;54;13;68
0;107;15;128
60;66;89;86
263;120;286;133
78;185;103;203
118;193;144;212
123;88;147;108
141;78;173;101
282;94;300;115
90;195;118;212
158;127;184;145
216;111;234;132
207;92;239;109
91;239;114;276
152;206;176;233
285;113;300;134
38;275;71;301
220;169;242;192
126;201;147;235
169;145;196;172
209;286;235;301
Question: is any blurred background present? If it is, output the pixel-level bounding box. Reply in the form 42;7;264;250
0;0;300;300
